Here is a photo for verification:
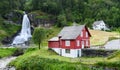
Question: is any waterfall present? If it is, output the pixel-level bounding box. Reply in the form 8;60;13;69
12;13;32;45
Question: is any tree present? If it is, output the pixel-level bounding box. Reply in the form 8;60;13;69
57;14;67;27
32;27;46;49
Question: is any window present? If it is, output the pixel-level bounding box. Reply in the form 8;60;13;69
81;32;83;37
65;49;70;53
86;32;88;37
65;40;70;46
86;40;88;46
76;40;80;46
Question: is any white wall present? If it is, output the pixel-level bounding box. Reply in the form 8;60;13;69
51;48;82;58
93;22;109;30
51;48;60;54
61;49;81;58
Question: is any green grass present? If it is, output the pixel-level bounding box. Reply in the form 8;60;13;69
0;48;17;58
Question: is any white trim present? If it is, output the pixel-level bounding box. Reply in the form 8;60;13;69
81;31;83;37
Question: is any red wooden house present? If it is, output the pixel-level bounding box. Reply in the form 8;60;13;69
48;25;91;58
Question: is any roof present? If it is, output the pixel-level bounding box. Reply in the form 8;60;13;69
49;37;59;41
58;25;85;40
93;20;104;26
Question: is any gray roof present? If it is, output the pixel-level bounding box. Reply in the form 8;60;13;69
58;25;85;40
49;37;59;41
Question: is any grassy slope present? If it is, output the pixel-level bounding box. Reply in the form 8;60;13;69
0;48;17;58
96;51;120;69
89;30;119;46
10;46;120;69
10;47;91;70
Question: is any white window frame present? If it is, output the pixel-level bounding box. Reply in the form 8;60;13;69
81;31;83;37
86;40;88;46
65;40;70;46
76;40;80;46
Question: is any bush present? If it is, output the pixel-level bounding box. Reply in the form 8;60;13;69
96;61;120;69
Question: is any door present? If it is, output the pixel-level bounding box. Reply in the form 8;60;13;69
82;41;84;49
77;50;79;57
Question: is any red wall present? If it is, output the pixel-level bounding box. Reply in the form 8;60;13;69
80;27;90;48
61;40;75;49
75;35;82;49
48;41;59;48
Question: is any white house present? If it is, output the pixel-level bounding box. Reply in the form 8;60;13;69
92;20;109;30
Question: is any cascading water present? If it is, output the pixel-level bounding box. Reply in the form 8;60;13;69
12;13;32;45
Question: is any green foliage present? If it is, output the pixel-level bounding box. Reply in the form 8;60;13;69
0;19;20;41
10;55;90;70
0;0;26;16
26;0;120;28
0;48;17;58
96;61;120;69
0;0;120;28
32;27;46;49
57;14;67;27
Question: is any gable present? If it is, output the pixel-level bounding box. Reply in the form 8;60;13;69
84;26;91;37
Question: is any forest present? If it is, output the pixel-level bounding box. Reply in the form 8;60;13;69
0;0;120;28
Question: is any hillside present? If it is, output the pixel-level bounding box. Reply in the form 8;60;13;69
0;18;20;45
90;30;119;46
0;0;120;28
